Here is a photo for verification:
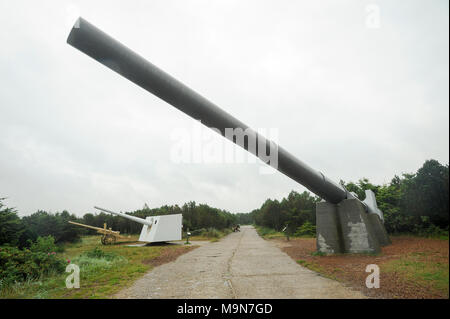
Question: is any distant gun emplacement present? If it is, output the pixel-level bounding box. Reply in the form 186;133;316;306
67;17;390;254
93;207;182;244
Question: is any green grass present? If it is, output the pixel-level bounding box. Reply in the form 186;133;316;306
311;251;327;256
187;228;232;242
0;235;193;299
381;252;449;297
255;226;286;239
255;225;315;240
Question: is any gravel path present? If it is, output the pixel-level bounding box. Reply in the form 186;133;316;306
115;225;365;298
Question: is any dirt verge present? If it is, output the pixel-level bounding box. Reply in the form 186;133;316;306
142;245;198;267
273;236;449;299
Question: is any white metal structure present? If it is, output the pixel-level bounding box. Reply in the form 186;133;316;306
94;206;182;243
138;214;182;242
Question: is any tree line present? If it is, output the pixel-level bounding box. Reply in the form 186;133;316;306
244;159;449;237
1;159;448;248
0;200;237;248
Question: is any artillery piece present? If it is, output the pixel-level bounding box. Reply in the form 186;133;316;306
93;207;182;244
67;18;390;254
68;221;129;245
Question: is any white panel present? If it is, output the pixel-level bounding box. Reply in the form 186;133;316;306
138;214;182;243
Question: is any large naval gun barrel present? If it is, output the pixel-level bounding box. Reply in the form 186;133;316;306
94;206;153;227
67;18;349;204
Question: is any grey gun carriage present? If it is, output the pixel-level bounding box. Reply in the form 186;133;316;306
67;17;390;254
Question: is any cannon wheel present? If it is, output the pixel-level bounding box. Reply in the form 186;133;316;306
101;234;116;245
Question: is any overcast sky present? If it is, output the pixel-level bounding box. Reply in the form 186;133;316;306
0;0;448;217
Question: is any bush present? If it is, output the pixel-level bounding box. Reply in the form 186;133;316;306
189;228;206;236
294;222;316;237
254;226;286;239
256;226;279;237
201;228;221;238
29;235;64;253
0;241;66;288
414;219;449;239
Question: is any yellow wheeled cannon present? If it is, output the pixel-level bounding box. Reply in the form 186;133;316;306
68;221;130;245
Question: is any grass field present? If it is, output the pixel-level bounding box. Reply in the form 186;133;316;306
0;232;226;299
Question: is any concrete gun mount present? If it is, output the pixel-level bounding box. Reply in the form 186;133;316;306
68;17;390;254
94;207;182;244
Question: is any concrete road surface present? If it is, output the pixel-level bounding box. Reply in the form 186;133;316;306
115;225;365;298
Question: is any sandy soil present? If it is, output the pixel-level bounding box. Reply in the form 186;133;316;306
115;226;365;298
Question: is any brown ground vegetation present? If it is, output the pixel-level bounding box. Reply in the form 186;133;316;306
142;245;198;267
274;236;449;299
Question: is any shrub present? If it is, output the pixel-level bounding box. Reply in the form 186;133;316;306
202;228;221;238
0;243;66;288
29;235;64;253
294;222;316;237
415;223;449;239
189;228;206;236
256;226;279;237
